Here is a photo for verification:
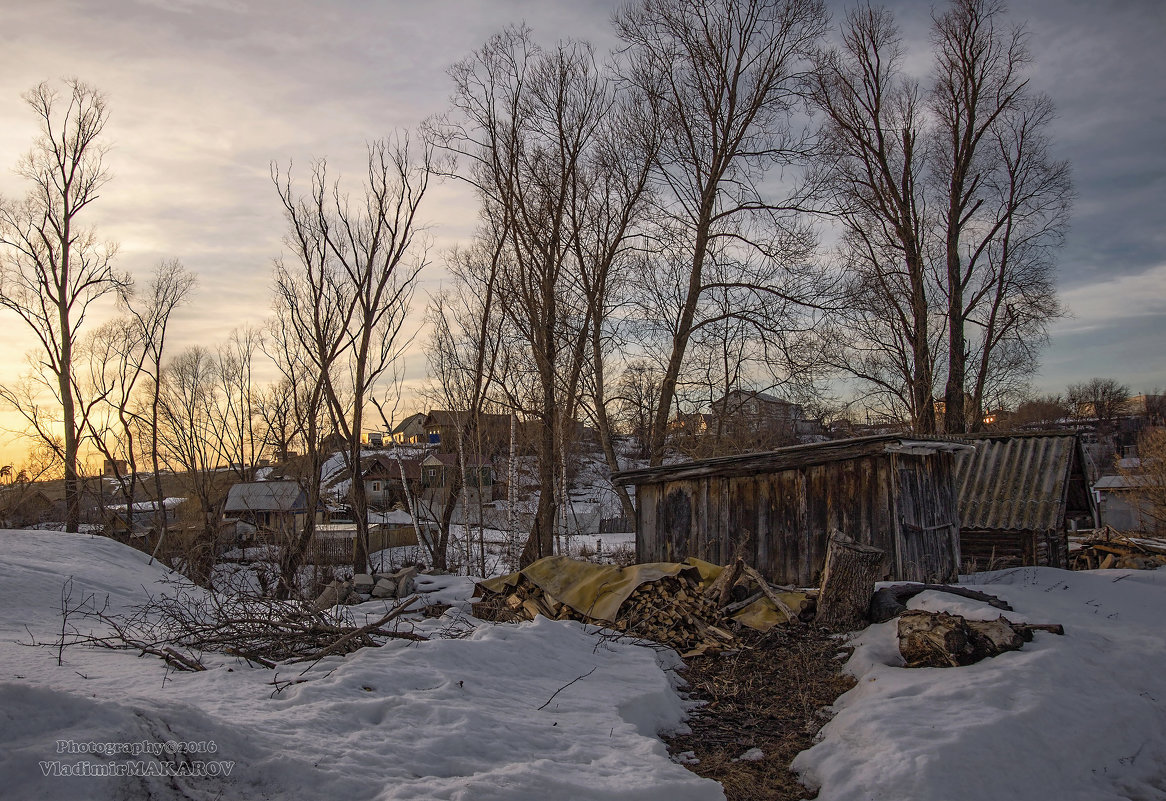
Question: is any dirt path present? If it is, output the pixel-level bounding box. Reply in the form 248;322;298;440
664;627;856;800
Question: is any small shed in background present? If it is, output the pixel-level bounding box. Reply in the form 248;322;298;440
953;432;1095;569
613;435;967;586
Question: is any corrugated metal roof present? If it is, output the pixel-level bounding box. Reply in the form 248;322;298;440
223;481;306;513
954;434;1077;532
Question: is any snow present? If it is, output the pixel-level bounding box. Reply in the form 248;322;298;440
0;530;721;800
4;530;1166;800
793;567;1166;801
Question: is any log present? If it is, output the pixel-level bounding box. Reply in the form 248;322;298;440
897;610;1057;668
704;557;745;608
814;532;885;632
868;583;1014;624
741;564;800;624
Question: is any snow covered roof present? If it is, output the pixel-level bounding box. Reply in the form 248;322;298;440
104;497;185;513
223;480;306;513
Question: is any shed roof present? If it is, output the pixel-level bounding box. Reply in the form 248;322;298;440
953;433;1085;532
223;481;306;513
612;435;967;485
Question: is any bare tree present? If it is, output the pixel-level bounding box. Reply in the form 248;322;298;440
1068;377;1130;434
812;3;938;433
444;28;614;563
962;91;1071;426
154;347;227;584
614;0;829;464
412;240;508;572
214;326;263;480
931;0;1059;432
273;135;432;576
132;259;197;549
0;79;131;531
80;260;195;538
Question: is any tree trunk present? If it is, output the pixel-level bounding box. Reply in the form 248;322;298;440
814;532;885;632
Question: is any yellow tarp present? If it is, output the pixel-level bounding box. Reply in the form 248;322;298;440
479;555;704;623
479;555;808;632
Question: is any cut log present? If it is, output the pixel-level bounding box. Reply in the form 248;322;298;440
868;583;1014;624
704;557;745;608
897;610;1061;668
814;532;885;632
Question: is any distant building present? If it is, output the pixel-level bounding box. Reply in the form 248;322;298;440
390;413;427;445
222;480;320;539
103;459;129;478
1095;474;1158;533
361;431;388;448
0;488;56;528
423;410;510;452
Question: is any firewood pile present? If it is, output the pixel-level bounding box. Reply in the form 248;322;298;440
1072;529;1166;570
474;557;808;657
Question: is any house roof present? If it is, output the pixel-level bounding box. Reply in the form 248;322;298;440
612;435;968;485
953;433;1090;532
223;481;306;513
390;413;427;435
424;410;511;428
363;456;422;480
1095;474;1150;491
422;452;490;468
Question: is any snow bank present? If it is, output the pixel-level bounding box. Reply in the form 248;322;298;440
794;567;1166;801
0;530;722;801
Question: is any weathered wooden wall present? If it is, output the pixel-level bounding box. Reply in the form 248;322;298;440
960;528;1068;570
635;451;959;586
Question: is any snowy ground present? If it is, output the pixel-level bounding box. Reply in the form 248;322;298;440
0;530;718;801
2;530;1165;800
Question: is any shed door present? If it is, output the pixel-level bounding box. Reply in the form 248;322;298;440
896;459;959;583
658;487;693;562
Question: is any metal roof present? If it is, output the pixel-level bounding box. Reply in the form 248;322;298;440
223;481;306;513
953;434;1080;532
612;434;968;485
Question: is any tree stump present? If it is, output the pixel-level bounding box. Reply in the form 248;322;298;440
814;532;885;631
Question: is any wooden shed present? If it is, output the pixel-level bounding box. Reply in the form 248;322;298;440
953;432;1096;569
612;435;967;586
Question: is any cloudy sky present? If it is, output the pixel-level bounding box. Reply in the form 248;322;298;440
0;0;1162;461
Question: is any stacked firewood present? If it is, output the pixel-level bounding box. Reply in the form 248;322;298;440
617;575;734;653
475;568;771;656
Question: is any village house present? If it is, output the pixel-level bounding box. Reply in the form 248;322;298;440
0;488;56;528
390;413;427;445
424;410;511;452
362;454;422;509
104;497;186;537
221;480;321;541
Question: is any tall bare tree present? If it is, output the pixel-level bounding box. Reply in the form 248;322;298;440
273;135;431;576
0;79;130;531
932;0;1043;432
812;3;938;433
444;28;615;563
614;0;829;464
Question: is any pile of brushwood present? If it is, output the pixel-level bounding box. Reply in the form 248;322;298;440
54;577;425;673
1072;529;1166;570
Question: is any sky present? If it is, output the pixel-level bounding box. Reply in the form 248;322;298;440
0;0;1162;464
